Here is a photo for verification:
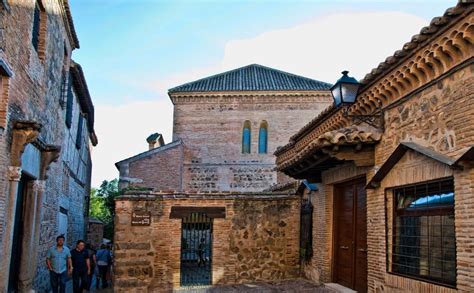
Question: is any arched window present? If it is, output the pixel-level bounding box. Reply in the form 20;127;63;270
258;120;268;154
242;120;251;154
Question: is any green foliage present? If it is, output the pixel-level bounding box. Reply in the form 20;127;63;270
90;179;120;240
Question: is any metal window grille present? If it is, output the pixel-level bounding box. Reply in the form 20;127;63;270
391;178;456;287
300;199;313;261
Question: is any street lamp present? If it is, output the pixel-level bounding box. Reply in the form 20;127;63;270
330;70;384;130
330;70;360;106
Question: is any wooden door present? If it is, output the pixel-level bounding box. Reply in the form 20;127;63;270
334;178;367;292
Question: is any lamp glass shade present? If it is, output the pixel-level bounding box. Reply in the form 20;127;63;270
341;83;359;104
330;71;360;106
331;84;342;106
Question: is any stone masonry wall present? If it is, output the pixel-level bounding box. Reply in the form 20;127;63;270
365;64;474;293
172;93;332;192
299;55;474;292
113;193;300;292
0;1;94;291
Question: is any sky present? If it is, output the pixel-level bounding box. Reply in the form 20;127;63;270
68;0;457;187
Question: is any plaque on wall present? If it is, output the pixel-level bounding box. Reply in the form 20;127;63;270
131;211;151;226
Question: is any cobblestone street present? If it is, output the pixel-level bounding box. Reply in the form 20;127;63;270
174;279;330;292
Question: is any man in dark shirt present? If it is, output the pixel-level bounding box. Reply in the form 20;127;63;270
70;240;90;293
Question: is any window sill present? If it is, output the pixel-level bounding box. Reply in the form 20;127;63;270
387;271;456;290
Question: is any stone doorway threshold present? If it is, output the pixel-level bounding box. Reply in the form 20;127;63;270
324;283;357;293
174;279;330;292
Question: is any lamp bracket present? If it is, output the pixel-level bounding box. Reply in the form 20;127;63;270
343;106;385;131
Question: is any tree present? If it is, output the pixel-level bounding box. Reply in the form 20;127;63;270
91;179;120;240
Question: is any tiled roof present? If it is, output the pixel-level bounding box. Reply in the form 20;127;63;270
168;64;332;93
276;127;382;171
275;1;472;158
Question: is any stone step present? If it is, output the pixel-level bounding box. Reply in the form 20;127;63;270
324;283;357;293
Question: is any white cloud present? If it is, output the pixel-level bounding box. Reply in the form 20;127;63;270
91;10;430;187
91;99;173;186
221;11;429;83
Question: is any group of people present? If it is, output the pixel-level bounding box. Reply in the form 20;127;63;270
46;235;113;293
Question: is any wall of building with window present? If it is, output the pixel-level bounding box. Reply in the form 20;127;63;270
275;3;473;292
172;93;332;192
0;1;96;292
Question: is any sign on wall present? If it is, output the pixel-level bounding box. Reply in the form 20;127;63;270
131;211;151;226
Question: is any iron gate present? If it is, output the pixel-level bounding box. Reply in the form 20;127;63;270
180;212;213;286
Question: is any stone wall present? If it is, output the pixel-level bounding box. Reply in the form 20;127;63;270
87;221;104;249
172;93;332;192
113;193;300;292
0;1;94;291
364;64;474;292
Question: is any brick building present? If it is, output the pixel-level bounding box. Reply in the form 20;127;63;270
113;65;333;291
276;1;473;292
0;0;97;291
116;64;333;192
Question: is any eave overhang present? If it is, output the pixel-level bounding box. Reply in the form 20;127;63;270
276;127;381;181
366;142;474;189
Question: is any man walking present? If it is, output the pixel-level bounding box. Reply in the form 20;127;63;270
46;235;72;293
70;240;90;293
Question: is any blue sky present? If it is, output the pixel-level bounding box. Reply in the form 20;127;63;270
68;0;456;186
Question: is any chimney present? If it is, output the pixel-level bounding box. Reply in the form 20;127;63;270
146;133;164;150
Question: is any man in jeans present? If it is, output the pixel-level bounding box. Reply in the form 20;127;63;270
70;240;90;293
46;235;72;293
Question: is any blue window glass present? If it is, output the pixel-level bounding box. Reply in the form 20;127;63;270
258;128;267;153
242;121;251;154
258;121;268;154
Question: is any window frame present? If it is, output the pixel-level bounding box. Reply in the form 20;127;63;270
65;72;73;128
389;177;456;288
242;120;251;154
31;0;46;59
258;120;268;154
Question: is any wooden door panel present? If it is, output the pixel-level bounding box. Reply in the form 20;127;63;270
334;179;368;292
335;184;354;288
355;182;368;292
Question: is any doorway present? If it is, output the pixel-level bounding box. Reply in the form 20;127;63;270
333;178;367;292
8;174;31;292
180;212;213;286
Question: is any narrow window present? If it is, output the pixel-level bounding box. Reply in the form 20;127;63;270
60;44;68;108
76;114;83;149
0;75;7;130
31;1;41;51
258;120;268;154
391;178;456;287
242;120;251;154
31;0;46;58
65;73;73;128
0;61;12;131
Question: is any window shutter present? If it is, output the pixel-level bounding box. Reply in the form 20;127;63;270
31;1;40;51
76;114;83;149
65;73;73;128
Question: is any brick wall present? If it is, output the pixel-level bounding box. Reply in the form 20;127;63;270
113;193;300;292
128;143;182;190
0;1;94;291
172;93;332;192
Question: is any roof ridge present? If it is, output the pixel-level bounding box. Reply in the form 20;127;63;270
168;64;257;93
168;64;332;93
250;64;332;87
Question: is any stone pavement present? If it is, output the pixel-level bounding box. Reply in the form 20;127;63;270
174;279;330;292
